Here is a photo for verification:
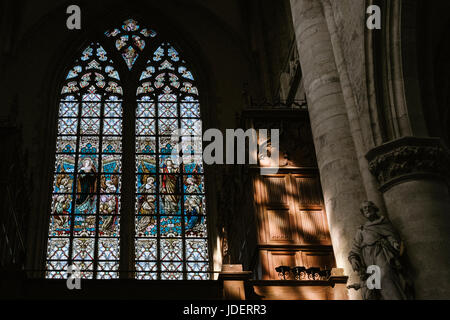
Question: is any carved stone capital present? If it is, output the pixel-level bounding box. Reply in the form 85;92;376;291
366;137;450;191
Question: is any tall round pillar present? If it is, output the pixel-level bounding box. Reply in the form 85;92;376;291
290;0;368;299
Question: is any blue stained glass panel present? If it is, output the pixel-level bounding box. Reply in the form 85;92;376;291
101;155;122;173
48;215;71;237
158;102;177;117
180;101;200;117
135;263;158;280
134;40;208;280
181;136;202;155
102;137;122;153
185;239;208;261
100;174;121;193
159;60;174;71
59;101;79;117
72;261;94;279
78;155;99;172
187;262;209;272
159;136;178;154
99;216;120;237
116;35;129;50
98;239;119;260
75;195;97;215
82;93;101;101
55;154;76;173
167;46;179;61
47;238;70;260
136;195;157;214
81;103;101;117
158;118;178;135
153;46;164;61
140;28;156;37
96;46;107;61
79;136;99;154
123;47;138;70
133;35;145;50
137;101;156;117
72;238;95;261
56;136;77;153
136;155;157;173
160;239;183;260
46;261;69;279
73;215;96;236
104;101;122;117
184;195;206;215
48;42;123;279
182;155;203;173
103;118;122;135
160;216;182;237
178;66;194;80
97;262;119;279
53;174;74;193
135;239;157;260
181;118;202;135
105;28;120;37
99;195;120;215
184;216;207;238
106;66;120;80
159;195;181;215
80;118;100;135
51;194;73;215
58;118;78;135
136;118;156;135
122;19;139;31
140;66;155;80
136;175;157;193
183;175;204;193
135;214;158;237
136;136;156;154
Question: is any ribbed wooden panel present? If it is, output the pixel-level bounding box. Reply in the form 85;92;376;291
299;210;327;242
264;176;287;205
295;177;322;207
269;251;297;280
301;251;336;270
267;210;292;241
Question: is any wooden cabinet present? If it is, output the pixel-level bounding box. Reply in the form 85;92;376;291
254;171;335;280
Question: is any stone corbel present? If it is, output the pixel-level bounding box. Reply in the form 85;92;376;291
366;137;450;192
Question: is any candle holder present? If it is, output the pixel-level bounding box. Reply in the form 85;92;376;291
275;266;332;280
275;266;291;280
318;269;331;280
291;266;307;280
306;267;321;280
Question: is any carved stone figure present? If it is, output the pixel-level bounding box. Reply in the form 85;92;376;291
347;201;414;299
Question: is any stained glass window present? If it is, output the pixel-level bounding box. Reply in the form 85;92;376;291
135;42;209;280
47;19;209;280
46;43;122;279
105;18;157;70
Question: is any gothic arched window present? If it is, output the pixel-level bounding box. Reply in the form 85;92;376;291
47;43;123;279
46;19;209;280
134;43;208;280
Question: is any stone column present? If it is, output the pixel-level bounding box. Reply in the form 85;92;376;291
290;0;367;299
367;137;450;299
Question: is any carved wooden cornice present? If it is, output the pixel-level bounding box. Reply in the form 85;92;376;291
366;137;450;191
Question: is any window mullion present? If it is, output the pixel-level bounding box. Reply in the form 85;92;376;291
119;94;135;279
